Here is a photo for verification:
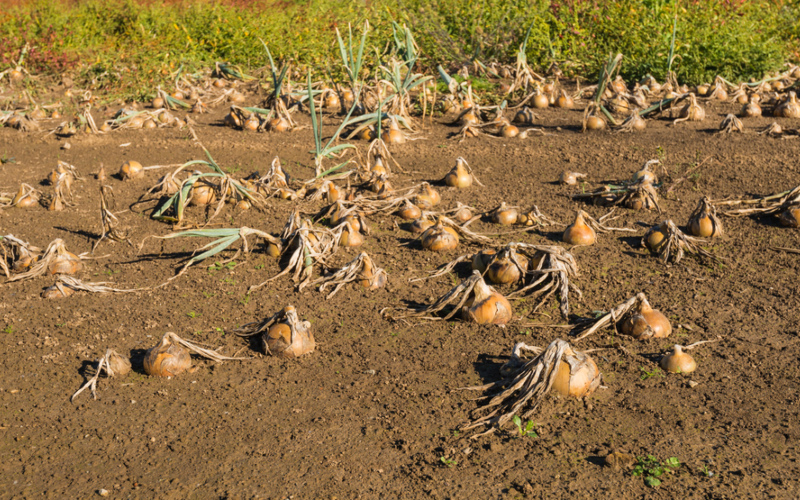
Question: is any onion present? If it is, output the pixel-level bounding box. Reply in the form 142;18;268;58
386;119;406;144
269;117;291;132
585;115;606;130
42;283;74;299
500;124;519;138
775;91;800;118
120;160;144;180
633;161;658;184
688;197;723;237
621;297;671;339
339;220;363;247
463;273;512;325
409;217;434;234
189;183;216;206
486;253;526;285
144;334;192;377
421;218;459;251
471;249;496;273
552;346;601;397
610;76;627;94
243;113;259;131
513;107;535;125
12;185;38;208
229;91;246;104
454;202;473;223
643;222;669;252
152;97;165;109
532;92;549;109
460;109;480;126
563;211;596;246
48;249;82;275
324;92;340;109
555;91;574;109
397;199;422;220
265;306;315;358
143;118;157;129
741;101;761;117
696;83;710;96
444;157;473;188
492;202;518;226
778;206;800;228
371;155;388;176
660;345;696;374
677;94;705;122
213;78;226;88
560;171;587;185
413;182;440;209
358;255;388;290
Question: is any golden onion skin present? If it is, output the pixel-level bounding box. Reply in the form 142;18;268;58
660;345;697;374
144;336;192;377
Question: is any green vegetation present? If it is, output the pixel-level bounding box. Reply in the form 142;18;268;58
632;455;681;487
512;415;538;438
1;0;798;100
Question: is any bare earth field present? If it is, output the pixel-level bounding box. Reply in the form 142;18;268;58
1;87;799;499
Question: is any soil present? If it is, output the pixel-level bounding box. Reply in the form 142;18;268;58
1;86;799;499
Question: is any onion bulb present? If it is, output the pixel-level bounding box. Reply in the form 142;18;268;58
621;298;671;339
144;334;192;377
513;107;535;125
358;254;388;290
660;345;696;374
688;198;723;237
563;211;596;246
560;171;587;185
555;91;574;109
42;283;74;299
677;94;705;122
585;115;606;131
421;217;459;252
775;91;800;118
396;199;422;220
189;183;216;206
532;92;549;109
444;157;473;188
12;185;38;208
49;248;82;275
741;101;761;117
265;306;315;358
486;253;526;285
413;182;440;210
492;202;518;226
459;109;480;126
120;160;144;180
454;202;473;223
339;220;363;247
386;118;406;144
610;76;627;94
463;272;512;325
269;116;291;132
409;216;434;234
500;124;519;138
552;346;602;397
779;206;800;228
471;249;496;273
643;222;669;253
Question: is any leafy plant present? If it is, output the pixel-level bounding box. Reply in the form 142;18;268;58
512;415;538;438
439;456;457;468
639;366;665;381
632;455;680;487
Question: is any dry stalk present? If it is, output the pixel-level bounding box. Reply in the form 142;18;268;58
460;340;589;438
249;213;337;292
309;252;387;299
573;181;661;212
382;270;484;322
714;185;800;217
6;238;85;283
643;220;721;264
717;114;743;134
53;276;149;293
94;185;132;252
71;349;129;401
572;292;649;340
